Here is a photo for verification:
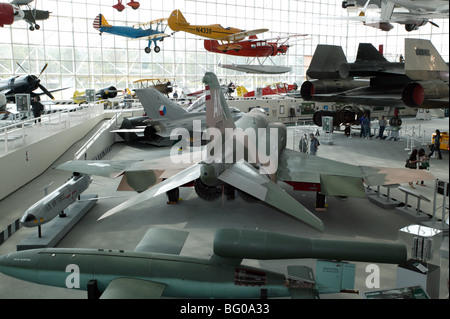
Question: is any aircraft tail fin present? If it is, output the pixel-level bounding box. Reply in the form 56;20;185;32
134;88;187;121
356;43;387;62
405;38;449;81
306;44;347;80
203;72;235;132
168;9;189;31
93;14;111;30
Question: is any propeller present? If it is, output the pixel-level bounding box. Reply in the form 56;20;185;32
16;62;55;100
429;21;439;28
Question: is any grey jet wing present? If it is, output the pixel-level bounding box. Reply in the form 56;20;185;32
277;149;435;197
55;160;138;178
218;162;325;231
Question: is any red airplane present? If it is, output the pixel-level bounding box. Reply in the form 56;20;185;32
237;82;298;98
204;34;306;57
127;0;140;10
0;1;49;30
113;0;139;12
0;2;23;27
113;0;125;11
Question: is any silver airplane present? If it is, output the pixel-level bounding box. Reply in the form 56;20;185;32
342;0;449;31
20;173;92;228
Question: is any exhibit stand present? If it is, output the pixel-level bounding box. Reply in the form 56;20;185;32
367;184;401;209
321;116;333;145
397;259;440;299
17;194;98;251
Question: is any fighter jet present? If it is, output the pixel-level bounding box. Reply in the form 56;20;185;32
300;38;449;109
112;87;243;145
56;72;434;231
0;228;407;298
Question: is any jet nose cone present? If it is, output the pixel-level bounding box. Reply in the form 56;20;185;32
20;211;38;227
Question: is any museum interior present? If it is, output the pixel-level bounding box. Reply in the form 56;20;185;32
0;0;448;305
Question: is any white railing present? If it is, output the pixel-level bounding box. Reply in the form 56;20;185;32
74;111;121;160
0;103;104;157
402;123;432;154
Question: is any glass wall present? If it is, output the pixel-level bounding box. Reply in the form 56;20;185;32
0;0;448;100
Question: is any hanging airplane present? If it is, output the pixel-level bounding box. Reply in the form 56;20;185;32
93;14;171;53
236;82;298;98
205;34;307;74
168;9;268;43
0;0;50;30
203;34;307;57
0;63;69;103
112;0;139;12
341;0;449;31
300;38;449;110
56;72;434;232
132;78;174;96
0;227;407;299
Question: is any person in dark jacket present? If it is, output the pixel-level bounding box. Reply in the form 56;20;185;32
31;95;44;123
429;129;442;159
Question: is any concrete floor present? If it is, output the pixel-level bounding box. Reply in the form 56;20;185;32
0;115;448;299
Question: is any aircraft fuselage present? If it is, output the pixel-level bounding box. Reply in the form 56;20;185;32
0;248;292;298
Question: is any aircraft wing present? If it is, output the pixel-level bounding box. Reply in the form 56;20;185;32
218;28;269;42
134;228;189;255
100;278;166;299
277;149;435;196
10;0;33;5
56;160;138;178
277;149;367;197
98;163;202;220
218;162;324;231
146;33;170;40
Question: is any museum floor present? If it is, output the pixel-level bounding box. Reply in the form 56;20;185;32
0;115;448;299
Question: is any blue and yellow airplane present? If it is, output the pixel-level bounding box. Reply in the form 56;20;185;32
93;14;170;53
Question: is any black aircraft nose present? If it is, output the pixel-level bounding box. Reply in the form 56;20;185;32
22;213;37;223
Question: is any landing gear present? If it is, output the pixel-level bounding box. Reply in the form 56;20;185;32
28;24;40;31
144;47;151;53
154;46;161;53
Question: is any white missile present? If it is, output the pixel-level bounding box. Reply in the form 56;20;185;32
20;173;92;228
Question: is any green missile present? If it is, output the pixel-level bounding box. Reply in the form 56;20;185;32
213;229;407;264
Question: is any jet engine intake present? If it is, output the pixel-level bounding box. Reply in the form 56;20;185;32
405;20;427;32
194;178;222;201
402;81;449;108
144;125;158;141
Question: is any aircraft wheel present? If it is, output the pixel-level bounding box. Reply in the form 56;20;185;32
35;24;40;30
154;46;161;53
144;47;151;53
29;26;35;31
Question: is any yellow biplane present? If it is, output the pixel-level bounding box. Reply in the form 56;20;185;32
133;78;174;96
168;9;268;49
